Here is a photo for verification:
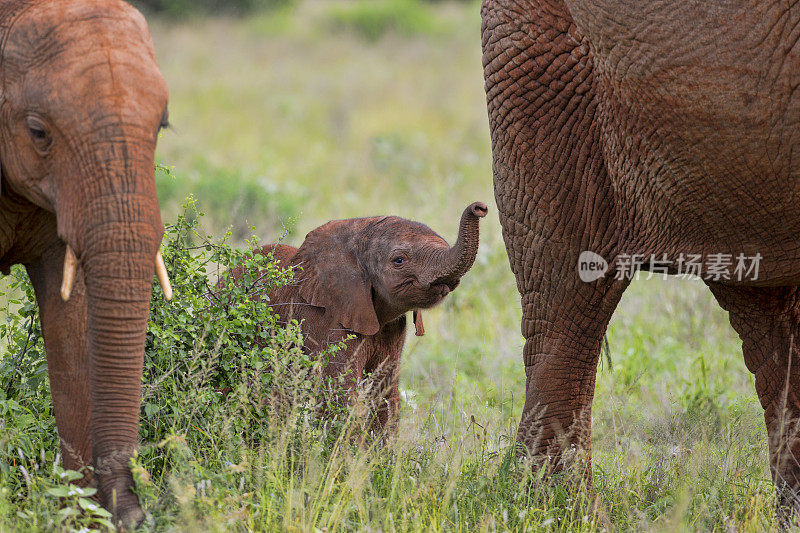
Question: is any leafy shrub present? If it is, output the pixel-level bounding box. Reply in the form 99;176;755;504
0;267;55;473
140;197;350;455
0;196;353;528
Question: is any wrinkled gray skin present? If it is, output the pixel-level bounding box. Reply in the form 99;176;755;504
482;0;800;515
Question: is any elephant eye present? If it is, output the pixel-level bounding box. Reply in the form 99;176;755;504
392;257;405;266
29;126;45;139
26;116;51;153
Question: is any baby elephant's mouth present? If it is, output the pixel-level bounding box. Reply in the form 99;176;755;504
433;283;451;298
406;279;460;310
429;280;458;302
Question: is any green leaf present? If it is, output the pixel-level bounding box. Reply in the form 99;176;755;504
77;486;97;497
92;517;115;527
57;506;78;517
78;497;108;516
47;486;71;498
144;403;159;418
58;469;83;482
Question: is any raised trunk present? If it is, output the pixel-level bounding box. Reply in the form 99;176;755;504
431;202;488;285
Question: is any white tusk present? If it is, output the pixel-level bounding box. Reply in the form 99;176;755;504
154;250;172;301
61;245;77;302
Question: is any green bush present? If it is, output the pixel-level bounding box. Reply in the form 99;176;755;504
326;0;443;42
0;268;55;494
0;196;353;529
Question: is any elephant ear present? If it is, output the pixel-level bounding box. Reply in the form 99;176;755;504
293;219;380;336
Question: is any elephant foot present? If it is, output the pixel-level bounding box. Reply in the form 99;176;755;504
534;446;593;488
105;484;144;530
117;506;145;531
95;460;144;529
776;484;800;529
516;445;611;526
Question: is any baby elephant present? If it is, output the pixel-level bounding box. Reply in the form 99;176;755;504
235;202;487;434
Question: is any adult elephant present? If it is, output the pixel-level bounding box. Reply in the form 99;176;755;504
0;0;171;525
482;0;800;512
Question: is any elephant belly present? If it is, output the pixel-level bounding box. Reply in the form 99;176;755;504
567;0;800;284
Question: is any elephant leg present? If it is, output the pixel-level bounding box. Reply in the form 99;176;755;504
517;275;626;472
482;0;628;472
319;337;366;421
707;283;800;515
365;319;405;436
365;358;400;437
25;241;92;475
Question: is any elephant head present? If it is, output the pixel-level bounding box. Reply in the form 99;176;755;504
0;0;170;524
292;202;488;335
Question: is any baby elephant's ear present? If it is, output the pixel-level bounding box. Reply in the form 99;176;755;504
293;221;380;336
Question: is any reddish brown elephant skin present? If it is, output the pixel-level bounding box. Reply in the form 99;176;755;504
0;1;169;525
228;204;487;433
482;0;800;511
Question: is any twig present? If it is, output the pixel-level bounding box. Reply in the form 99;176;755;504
5;316;35;397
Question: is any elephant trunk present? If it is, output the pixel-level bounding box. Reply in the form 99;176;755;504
431;202;488;286
71;174;164;525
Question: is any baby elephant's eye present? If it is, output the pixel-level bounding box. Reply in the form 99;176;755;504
392;257;405;266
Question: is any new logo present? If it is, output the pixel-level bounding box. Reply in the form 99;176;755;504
578;251;608;282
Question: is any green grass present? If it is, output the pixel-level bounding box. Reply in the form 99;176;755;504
0;1;780;530
325;0;448;42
